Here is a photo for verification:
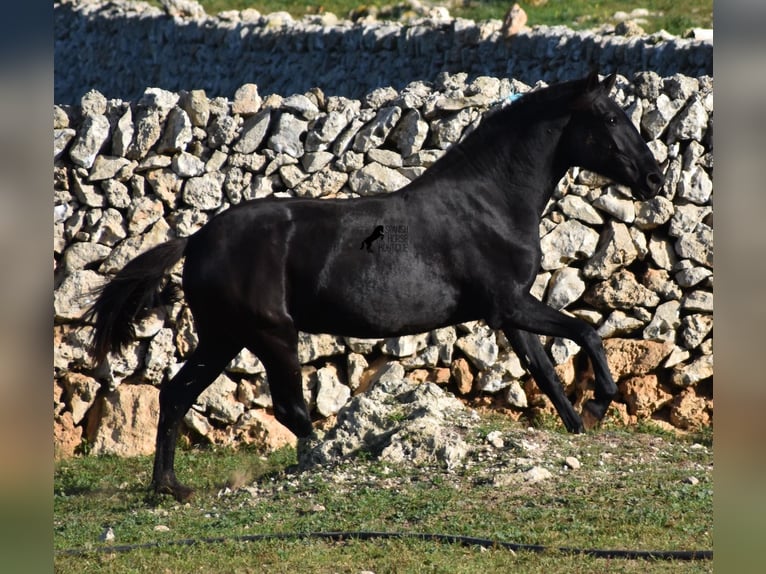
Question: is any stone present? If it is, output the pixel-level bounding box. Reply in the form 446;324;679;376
182;89;210;127
54;411;82;459
675;223;713;268
127;196;164;235
306;109;356;152
505;381;528;408
641;93;684;140
671;354;713;387
501;3;528;37
129;110;163;159
557;195;603;225
347;352;369;392
183;171;225;210
546;267;586;310
112;107;134;157
592;188;636;223
99;218;172;273
88;155;133;181
69;114;111;169
603;338;674;380
381;333;429;357
208;114;241;149
619;374;673;418
281;94;320;120
54;269;104;320
172;151;206;178
455;330;498;371
522;466;552;483
585;269;660;310
234;409;298;451
353;106;402;153
60;241;112;274
296;168;348;198
62;372;101;425
196;373;245;424
348;162;410;195
681;314;713;349
583;222;638;280
389;109;428;157
232;83;262;116
301;377;468;470
297;333;346;363
233;109;271;154
643;300;681;343
451;357;474;395
676;166;713;205
668;97;708;142
597;310;645;338
268;113;308;157
85;384;160;457
669;204;712;238
540;220;600;270
634;196;674;230
565;456;581;470
682;290;714;313
315;365;351;417
143;328;175;383
669;388;710;430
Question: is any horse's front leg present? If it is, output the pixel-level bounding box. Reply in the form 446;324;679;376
501;295;618;430
503;327;584;433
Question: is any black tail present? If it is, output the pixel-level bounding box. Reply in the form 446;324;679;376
84;238;188;364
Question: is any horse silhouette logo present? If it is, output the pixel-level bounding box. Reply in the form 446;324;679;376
360;225;385;252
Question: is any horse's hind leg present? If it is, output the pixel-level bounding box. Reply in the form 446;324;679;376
247;323;313;438
503;295;618;430
504;327;584;433
152;339;239;502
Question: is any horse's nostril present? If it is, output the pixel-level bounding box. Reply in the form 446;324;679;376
647;172;663;188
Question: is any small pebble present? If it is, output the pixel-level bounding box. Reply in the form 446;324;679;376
565;456;581;470
684;476;700;485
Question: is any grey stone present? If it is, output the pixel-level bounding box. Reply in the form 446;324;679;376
60;241;112;274
668;97;708;142
389;109;429;157
127;196;164;235
643;300;681;343
671;354;713;387
557;195;603;225
172;151;206;177
349;162;410;195
183;171;225;210
681;314;713;349
456;330;498;371
634;196;674;230
294;168;348;198
674;223;713;268
682;290;714;313
381;333;429;357
196;373;244;424
297;333;345;363
676;166;713;205
54;128;76;159
233;109;271;153
157;107;193;153
88;155;133;181
281;94;320;120
54;269;104;320
585;269;661;310
353;106;402;153
641;93;684;139
269;113;308;157
70;114;111;168
669;204;713;238
583;221;638;280
546;267;586;310
540;219;600;271
315;365;351;417
592;187;636;222
597;310;645;337
183;89;211;127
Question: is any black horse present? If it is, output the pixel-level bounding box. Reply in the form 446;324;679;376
86;72;663;502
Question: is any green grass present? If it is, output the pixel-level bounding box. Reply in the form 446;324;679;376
153;0;713;36
55;418;713;573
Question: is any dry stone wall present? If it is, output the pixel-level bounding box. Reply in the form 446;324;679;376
53;67;713;458
54;0;712;105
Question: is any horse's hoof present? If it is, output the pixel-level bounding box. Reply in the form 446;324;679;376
582;400;608;430
154;481;195;503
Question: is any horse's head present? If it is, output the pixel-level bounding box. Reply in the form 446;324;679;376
562;72;664;200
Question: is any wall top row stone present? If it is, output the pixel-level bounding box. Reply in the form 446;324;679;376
54;0;712;105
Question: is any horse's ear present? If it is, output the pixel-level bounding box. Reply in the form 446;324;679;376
601;73;617;94
585;70;600;92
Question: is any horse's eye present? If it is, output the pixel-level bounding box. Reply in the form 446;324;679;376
607;116;617;125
